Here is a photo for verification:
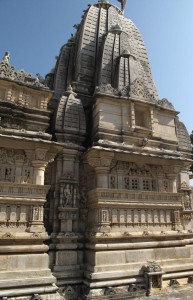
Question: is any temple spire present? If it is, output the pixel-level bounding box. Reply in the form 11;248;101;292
117;0;127;12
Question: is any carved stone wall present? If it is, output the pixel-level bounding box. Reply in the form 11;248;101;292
0;1;192;299
0;56;62;299
87;188;182;233
108;162;179;193
0;148;33;183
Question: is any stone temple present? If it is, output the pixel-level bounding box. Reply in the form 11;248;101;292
0;0;192;299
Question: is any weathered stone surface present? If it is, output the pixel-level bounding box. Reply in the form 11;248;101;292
0;0;192;299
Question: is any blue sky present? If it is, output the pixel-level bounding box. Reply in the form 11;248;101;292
0;0;192;133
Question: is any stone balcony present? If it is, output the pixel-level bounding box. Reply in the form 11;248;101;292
0;182;49;199
87;189;184;233
88;189;183;209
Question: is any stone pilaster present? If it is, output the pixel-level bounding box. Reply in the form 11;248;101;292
86;150;114;189
50;148;83;289
167;174;178;193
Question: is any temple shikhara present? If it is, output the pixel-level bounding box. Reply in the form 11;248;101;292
0;0;192;299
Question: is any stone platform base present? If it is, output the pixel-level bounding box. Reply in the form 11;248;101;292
2;295;63;300
63;284;146;300
0;292;63;300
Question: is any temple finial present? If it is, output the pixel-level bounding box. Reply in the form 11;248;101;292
117;0;127;13
2;51;10;64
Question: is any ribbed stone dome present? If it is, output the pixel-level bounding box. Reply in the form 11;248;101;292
54;86;86;144
52;1;159;103
175;118;192;154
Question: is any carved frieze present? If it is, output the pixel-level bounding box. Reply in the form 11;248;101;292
89;206;174;232
35;148;47;161
95;84;119;96
58;211;77;220
94;79;156;103
0;148;28;165
0;54;48;89
158;98;175;110
86;151;114;169
0;116;25;130
1;232;15;239
129;78;156;102
107;161;181;192
0;204;45;231
25;149;56;169
0;148;35;184
0;183;49;197
91;189;182;204
115;162;161;176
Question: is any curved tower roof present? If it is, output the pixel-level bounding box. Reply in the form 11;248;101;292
51;0;159;104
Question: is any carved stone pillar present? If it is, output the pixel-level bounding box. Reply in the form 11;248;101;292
50;148;83;288
157;174;165;192
173;210;183;230
86;151;114;188
167;174;177;193
32;161;47;185
25;148;56;186
96;167;109;188
14;163;23;184
117;170;124;189
130;102;135;130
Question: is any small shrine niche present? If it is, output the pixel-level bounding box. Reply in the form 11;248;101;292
143;261;164;296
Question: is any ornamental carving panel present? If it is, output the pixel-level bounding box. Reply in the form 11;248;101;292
0;148;33;184
0;57;48;89
158;98;174;110
95;84;119;96
21;167;33;184
182;192;192;211
58;211;77;220
108;162;178;192
0;148;27;164
129;78;156;102
0;183;48;197
0;204;29;230
32;206;43;222
60;184;78;208
90;207;173;231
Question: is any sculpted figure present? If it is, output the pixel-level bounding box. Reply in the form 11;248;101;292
64;184;73;206
184;192;192;210
5;168;12;182
3;51;10;63
33;207;40;221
